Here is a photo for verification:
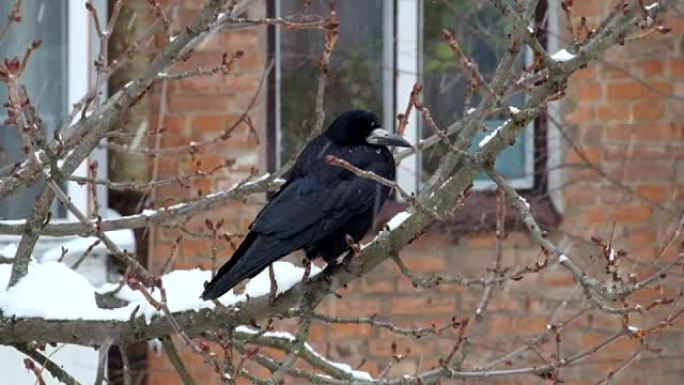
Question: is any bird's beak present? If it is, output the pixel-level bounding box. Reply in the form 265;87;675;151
366;128;412;147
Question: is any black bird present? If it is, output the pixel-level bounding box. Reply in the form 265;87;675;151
201;110;411;300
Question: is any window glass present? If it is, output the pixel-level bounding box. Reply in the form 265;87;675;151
276;0;533;188
422;0;530;185
278;0;385;164
0;2;68;219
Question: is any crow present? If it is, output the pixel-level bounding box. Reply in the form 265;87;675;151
201;110;411;300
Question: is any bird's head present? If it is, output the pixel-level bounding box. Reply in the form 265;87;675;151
325;109;412;148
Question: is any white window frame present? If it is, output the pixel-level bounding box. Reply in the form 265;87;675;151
546;0;565;212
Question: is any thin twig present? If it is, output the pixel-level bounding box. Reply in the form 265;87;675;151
162;336;198;385
14;344;82;385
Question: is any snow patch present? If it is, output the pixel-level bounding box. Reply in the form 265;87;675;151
551;49;576;62
234;326;373;380
2;261;320;323
235;325;259;335
40;229;134;262
478;124;504;148
0;262;132;320
304;343;373;380
0;244;17;259
109;261;321;323
386;211;411;231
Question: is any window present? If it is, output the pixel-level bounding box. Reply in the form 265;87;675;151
420;1;534;190
271;0;537;194
0;1;109;222
0;2;69;219
274;1;386;166
0;2;118;382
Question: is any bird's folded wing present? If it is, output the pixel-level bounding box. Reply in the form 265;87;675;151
251;170;380;241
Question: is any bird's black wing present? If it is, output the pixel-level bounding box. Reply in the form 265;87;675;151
252;151;387;240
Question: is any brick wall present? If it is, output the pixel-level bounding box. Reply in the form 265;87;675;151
144;1;684;384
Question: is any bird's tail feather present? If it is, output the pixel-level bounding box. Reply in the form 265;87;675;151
201;231;258;300
201;256;274;300
200;231;303;300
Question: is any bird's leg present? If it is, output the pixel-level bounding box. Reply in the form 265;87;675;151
301;258;312;282
268;264;278;303
345;234;362;257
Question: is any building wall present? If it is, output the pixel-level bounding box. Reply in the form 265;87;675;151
146;1;684;384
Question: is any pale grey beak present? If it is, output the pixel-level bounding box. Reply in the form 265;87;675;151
366;128;412;147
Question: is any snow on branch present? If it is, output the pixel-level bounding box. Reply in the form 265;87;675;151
0;261;320;323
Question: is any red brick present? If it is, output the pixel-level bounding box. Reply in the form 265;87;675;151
330;323;373;338
466;233;497;249
606;81;672;101
597;104;627;121
170;52;223;72
565;187;598;205
400;254;446;273
190;114;250;135
574;83;602;101
637;185;670;201
566;105;595;123
174;74;260;94
669;15;684;34
632;101;665;121
359;277;396;293
309;323;326;342
202;30;261;54
160;116;188;133
602;144;672;161
629;227;656;245
634;60;666;77
330;298;383;316
613;204;652;223
397;275;418;294
176;75;234;93
606;124;681;141
618;161;678;182
490;314;515;332
565;146;601;164
573;1;604;16
167;94;232;112
390;296;455;316
543;271;576;287
671;58;684;77
585;207;610;224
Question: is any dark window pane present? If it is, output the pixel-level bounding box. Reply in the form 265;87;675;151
0;2;68;219
279;0;384;164
422;0;530;184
